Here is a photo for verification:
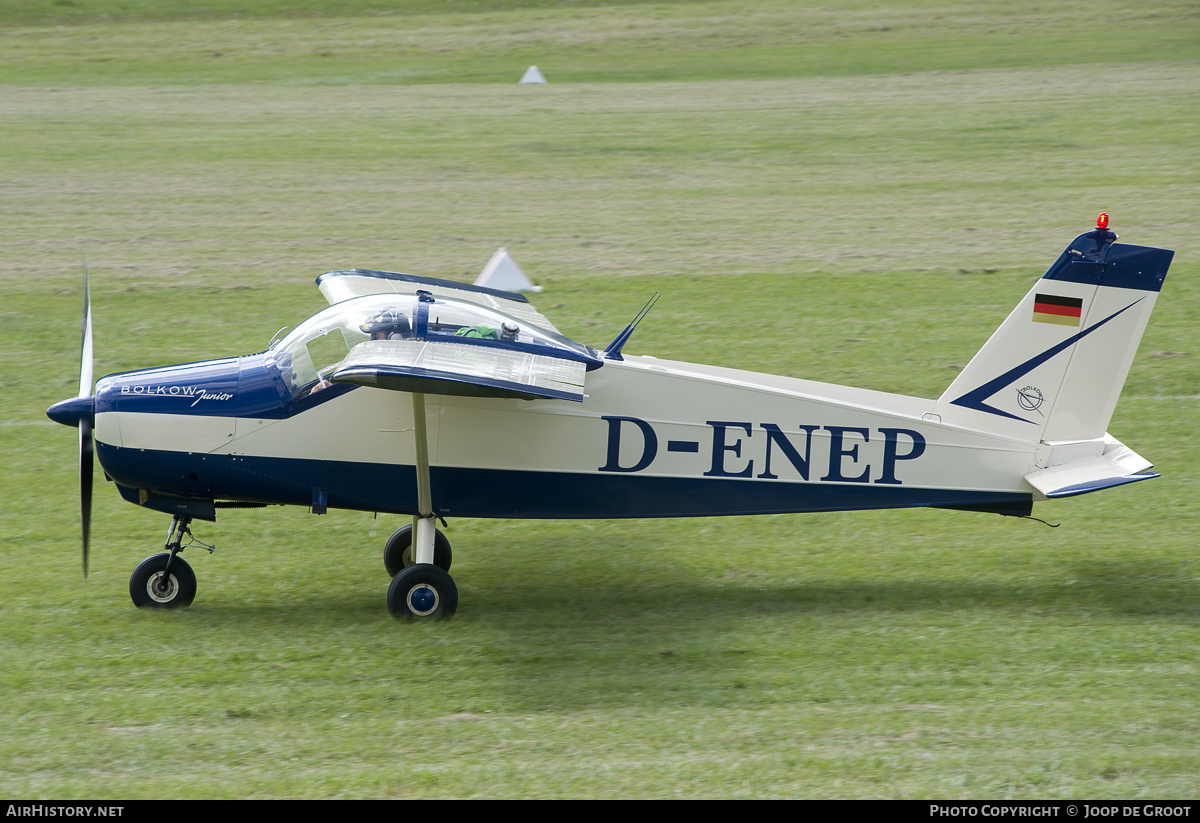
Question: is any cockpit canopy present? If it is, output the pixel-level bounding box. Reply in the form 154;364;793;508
269;292;600;399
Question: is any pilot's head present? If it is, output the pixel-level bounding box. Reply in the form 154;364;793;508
361;308;412;341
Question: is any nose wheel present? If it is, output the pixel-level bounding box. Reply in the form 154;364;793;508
128;514;209;609
129;553;197;608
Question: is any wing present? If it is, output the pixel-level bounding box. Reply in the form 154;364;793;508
330;339;587;402
317;269;562;334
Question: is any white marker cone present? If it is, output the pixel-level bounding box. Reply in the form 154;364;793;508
519;66;547;84
475;247;540;292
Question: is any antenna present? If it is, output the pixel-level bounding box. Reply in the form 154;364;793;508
603;293;660;361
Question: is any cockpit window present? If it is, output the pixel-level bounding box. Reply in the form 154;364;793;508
270;302;386;397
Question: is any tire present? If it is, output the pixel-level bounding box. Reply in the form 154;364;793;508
383;524;452;576
129;553;197;609
387;563;458;620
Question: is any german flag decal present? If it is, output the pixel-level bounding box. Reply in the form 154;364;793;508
1033;293;1083;326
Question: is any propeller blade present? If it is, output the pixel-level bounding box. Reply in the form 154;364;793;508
78;258;93;399
80;419;93;576
78;260;94;576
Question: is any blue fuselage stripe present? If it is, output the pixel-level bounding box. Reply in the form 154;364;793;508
97;444;1031;520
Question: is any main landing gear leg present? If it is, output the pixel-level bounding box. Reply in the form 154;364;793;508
387;392;459;620
412;515;438;566
129;515;200;609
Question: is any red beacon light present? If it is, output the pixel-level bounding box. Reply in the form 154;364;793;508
1096;212;1110;231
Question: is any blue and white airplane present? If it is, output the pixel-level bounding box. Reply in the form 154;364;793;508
48;214;1173;620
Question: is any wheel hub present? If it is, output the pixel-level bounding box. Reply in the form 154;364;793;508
406;584;439;616
147;572;178;603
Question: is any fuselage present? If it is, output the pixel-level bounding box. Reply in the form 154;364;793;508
91;349;1036;522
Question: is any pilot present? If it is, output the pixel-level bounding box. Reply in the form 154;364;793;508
454;324;499;340
453;321;520;341
360;308;413;341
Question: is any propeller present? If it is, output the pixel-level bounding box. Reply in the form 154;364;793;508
78;262;94;576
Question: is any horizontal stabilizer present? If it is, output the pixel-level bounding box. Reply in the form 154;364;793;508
1024;437;1156;499
331;339;586;402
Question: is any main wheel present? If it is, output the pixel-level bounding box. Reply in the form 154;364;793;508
383;524;452;576
129;553;197;609
387;563;458;620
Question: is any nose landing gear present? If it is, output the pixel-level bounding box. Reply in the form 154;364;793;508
128;515;210;609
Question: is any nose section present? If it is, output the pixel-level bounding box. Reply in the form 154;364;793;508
47;395;95;428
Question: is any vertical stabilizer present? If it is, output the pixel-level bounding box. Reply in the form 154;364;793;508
934;216;1172;446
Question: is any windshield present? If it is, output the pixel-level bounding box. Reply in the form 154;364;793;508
269;293;596;398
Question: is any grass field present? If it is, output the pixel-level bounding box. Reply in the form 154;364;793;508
2;0;1199;798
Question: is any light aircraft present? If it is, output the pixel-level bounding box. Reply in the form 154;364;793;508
48;214;1172;620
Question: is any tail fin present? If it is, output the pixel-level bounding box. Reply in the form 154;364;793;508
934;217;1172;448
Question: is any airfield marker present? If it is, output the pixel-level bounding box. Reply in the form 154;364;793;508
519;65;547;84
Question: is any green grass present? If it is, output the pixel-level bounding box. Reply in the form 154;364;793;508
2;1;1196;86
2;0;1199;799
